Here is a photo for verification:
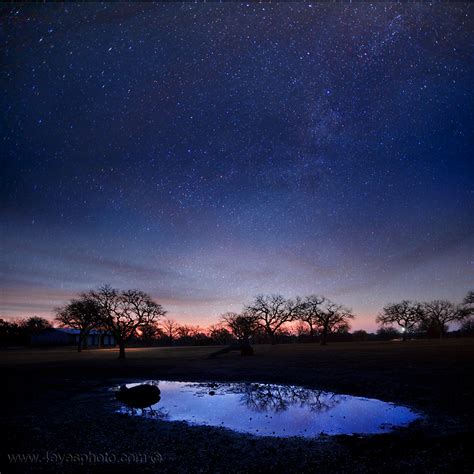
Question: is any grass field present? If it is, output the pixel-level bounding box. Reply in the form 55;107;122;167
2;339;474;472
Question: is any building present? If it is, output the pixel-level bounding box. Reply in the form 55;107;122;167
31;328;115;347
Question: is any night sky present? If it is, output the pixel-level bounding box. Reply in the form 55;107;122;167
1;3;473;330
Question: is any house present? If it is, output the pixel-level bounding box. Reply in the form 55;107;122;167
31;328;115;347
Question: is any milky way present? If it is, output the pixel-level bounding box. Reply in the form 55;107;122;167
1;3;473;330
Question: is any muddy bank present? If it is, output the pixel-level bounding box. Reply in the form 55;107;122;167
2;340;474;472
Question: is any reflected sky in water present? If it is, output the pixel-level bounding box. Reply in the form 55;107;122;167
117;381;420;437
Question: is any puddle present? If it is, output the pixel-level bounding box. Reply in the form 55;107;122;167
115;381;420;437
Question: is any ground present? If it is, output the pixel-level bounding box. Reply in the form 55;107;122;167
2;339;474;473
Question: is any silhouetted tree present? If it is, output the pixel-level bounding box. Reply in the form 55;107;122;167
161;318;179;344
0;319;23;346
299;295;325;340
20;316;52;335
316;301;354;345
189;328;211;346
421;300;467;338
417;317;448;339
376;300;424;341
87;285;166;359
176;324;194;339
352;329;368;341
172;325;209;345
376;326;401;340
246;295;301;344
139;322;164;346
221;311;260;354
55;296;102;352
208;324;233;345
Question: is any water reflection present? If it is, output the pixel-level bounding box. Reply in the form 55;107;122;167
188;382;340;413
116;381;420;437
240;383;339;413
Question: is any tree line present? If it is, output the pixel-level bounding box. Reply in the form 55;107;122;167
0;316;53;346
376;291;474;340
220;294;354;353
0;288;472;357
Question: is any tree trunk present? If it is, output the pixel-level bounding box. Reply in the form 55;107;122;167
402;330;407;341
118;342;126;359
270;333;276;345
320;331;327;345
240;343;254;356
77;335;83;352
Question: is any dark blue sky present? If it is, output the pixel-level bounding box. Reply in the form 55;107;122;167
1;3;473;330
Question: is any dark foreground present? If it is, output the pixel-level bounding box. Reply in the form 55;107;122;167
2;339;474;473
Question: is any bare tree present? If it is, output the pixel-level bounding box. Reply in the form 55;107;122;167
422;300;468;338
376;300;423;341
208;323;233;345
176;324;194;339
246;295;302;344
221;312;260;355
161;318;179;344
87;285;166;359
299;295;325;340
139;322;164;346
316;300;354;345
55;296;102;352
221;311;260;348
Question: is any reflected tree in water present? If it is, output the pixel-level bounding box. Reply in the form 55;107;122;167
191;382;340;414
240;384;340;413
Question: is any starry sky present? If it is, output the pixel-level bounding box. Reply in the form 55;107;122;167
1;3;473;331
